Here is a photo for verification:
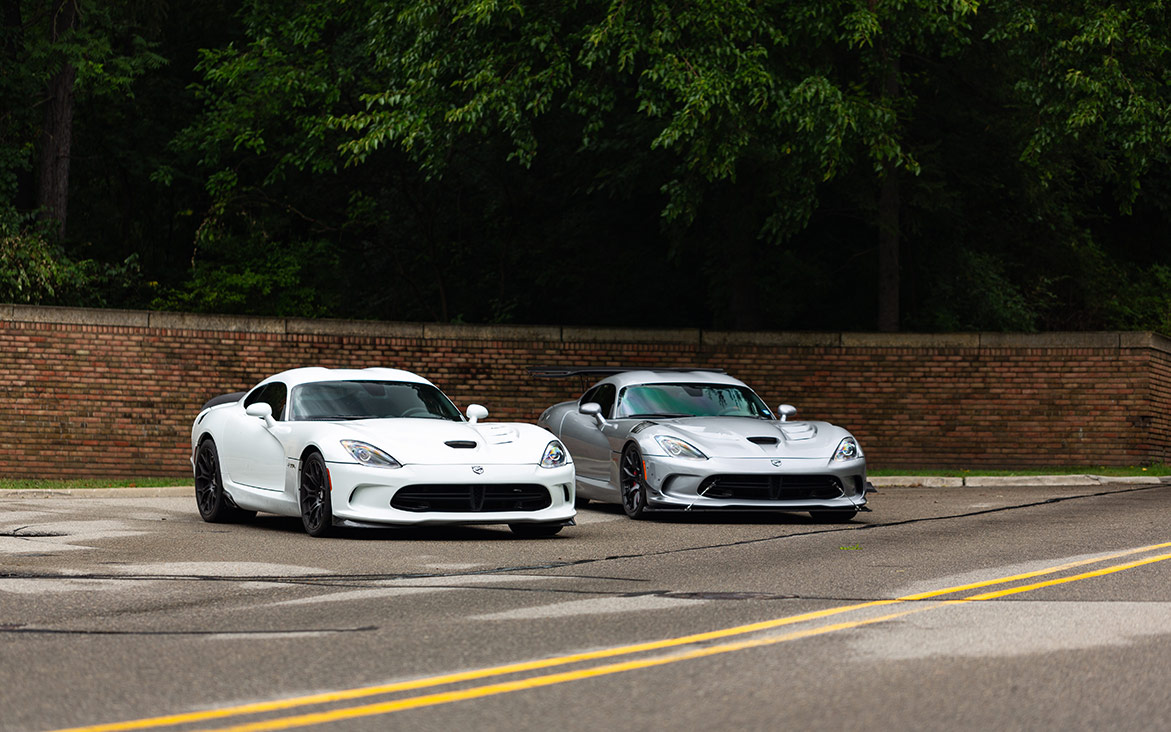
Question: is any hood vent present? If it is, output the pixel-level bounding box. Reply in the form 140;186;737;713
445;440;478;449
747;436;779;445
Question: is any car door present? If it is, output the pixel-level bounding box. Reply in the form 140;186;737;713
559;384;619;493
221;383;289;492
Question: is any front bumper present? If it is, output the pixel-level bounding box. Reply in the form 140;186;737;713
641;455;867;512
324;460;576;526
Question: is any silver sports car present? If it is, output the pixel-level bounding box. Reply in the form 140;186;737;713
534;368;869;521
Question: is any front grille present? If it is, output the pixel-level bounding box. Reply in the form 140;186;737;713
391;484;551;513
697;474;843;501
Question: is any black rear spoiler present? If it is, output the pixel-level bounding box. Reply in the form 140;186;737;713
527;366;726;378
201;391;246;410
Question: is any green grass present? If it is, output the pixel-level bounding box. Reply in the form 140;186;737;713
0;477;191;490
868;465;1171;477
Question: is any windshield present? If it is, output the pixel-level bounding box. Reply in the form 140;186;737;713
614;383;773;419
289;380;463;421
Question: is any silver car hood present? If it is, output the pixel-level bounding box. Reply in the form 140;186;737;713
648;417;852;459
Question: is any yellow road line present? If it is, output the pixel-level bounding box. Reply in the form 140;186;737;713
48;540;1171;732
199;604;941;732
962;551;1171;601
198;548;1171;732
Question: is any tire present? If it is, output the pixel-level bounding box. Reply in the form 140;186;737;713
509;523;564;538
619;444;650;519
193;439;255;523
299;452;334;537
809;510;857;523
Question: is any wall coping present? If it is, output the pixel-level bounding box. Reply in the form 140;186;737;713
3;304;1170;353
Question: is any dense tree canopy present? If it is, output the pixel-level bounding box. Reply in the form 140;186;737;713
2;0;1169;332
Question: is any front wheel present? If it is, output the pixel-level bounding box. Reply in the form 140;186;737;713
619;444;650;519
194;439;255;523
809;510;857;523
299;452;334;537
509;523;564;538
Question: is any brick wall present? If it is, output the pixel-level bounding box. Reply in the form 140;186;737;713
2;304;1168;478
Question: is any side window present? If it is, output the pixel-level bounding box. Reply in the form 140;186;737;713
578;386;599;406
242;383;288;420
243;385;268;409
594;383;617;418
264;382;288;420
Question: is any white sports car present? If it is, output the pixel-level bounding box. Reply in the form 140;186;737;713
535;368;870;521
191;367;576;537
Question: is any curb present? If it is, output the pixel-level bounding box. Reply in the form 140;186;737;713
0;486;191;499
870;475;1168;488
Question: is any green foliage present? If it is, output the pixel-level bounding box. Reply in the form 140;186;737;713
2;0;1170;333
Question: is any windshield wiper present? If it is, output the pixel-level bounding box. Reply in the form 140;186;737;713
622;412;691;419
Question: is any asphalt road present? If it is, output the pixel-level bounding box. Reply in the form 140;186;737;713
1;482;1169;732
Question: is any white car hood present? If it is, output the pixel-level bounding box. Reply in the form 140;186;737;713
329;418;555;466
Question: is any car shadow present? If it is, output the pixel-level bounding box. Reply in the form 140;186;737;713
577;501;860;526
243;514;570;541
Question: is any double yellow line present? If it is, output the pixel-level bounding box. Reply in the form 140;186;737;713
54;541;1171;732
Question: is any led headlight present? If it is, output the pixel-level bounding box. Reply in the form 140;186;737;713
832;437;862;462
540;440;568;468
654;435;708;460
340;440;402;468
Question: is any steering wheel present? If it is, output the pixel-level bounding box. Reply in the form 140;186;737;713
401;408;431;418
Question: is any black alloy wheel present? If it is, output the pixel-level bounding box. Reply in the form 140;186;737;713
619;444;650;519
299;452;334;537
194;439;255;523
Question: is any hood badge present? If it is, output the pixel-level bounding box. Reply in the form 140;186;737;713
770;460;783;467
471;466;485;475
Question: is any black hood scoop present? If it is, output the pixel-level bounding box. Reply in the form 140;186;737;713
747;436;779;446
445;440;478;449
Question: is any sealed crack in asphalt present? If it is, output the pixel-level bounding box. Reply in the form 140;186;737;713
0;484;1163;588
0;625;378;637
0;527;69;537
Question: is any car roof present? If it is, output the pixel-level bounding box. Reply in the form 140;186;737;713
256;367;435;390
589;369;751;391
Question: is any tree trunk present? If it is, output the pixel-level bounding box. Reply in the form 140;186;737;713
876;55;901;333
876;169;900;332
37;0;79;241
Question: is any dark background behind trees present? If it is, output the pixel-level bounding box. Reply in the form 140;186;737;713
2;0;1169;333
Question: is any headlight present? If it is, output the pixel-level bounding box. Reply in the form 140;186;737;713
832;437;862;462
340;440;402;468
654;435;708;460
540;440;568;468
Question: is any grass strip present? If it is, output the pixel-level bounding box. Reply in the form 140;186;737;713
0;477;191;490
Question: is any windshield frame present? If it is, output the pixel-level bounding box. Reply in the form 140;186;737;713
288;380;464;422
613;382;773;420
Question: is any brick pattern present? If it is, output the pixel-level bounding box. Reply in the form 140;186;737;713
1;307;1167;478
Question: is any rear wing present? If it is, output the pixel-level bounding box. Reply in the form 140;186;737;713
200;391;246;411
527;366;725;378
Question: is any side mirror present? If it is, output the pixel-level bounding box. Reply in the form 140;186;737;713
245;402;276;428
466;404;489;424
579;401;607;427
777;404;798;422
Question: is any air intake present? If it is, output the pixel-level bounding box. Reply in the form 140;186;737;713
747;436;779;445
445;440;477;449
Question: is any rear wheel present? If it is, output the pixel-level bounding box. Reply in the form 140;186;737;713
619;444;650;519
299;452;334;537
194;439;255;523
509;523;564;538
809;510;857;523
